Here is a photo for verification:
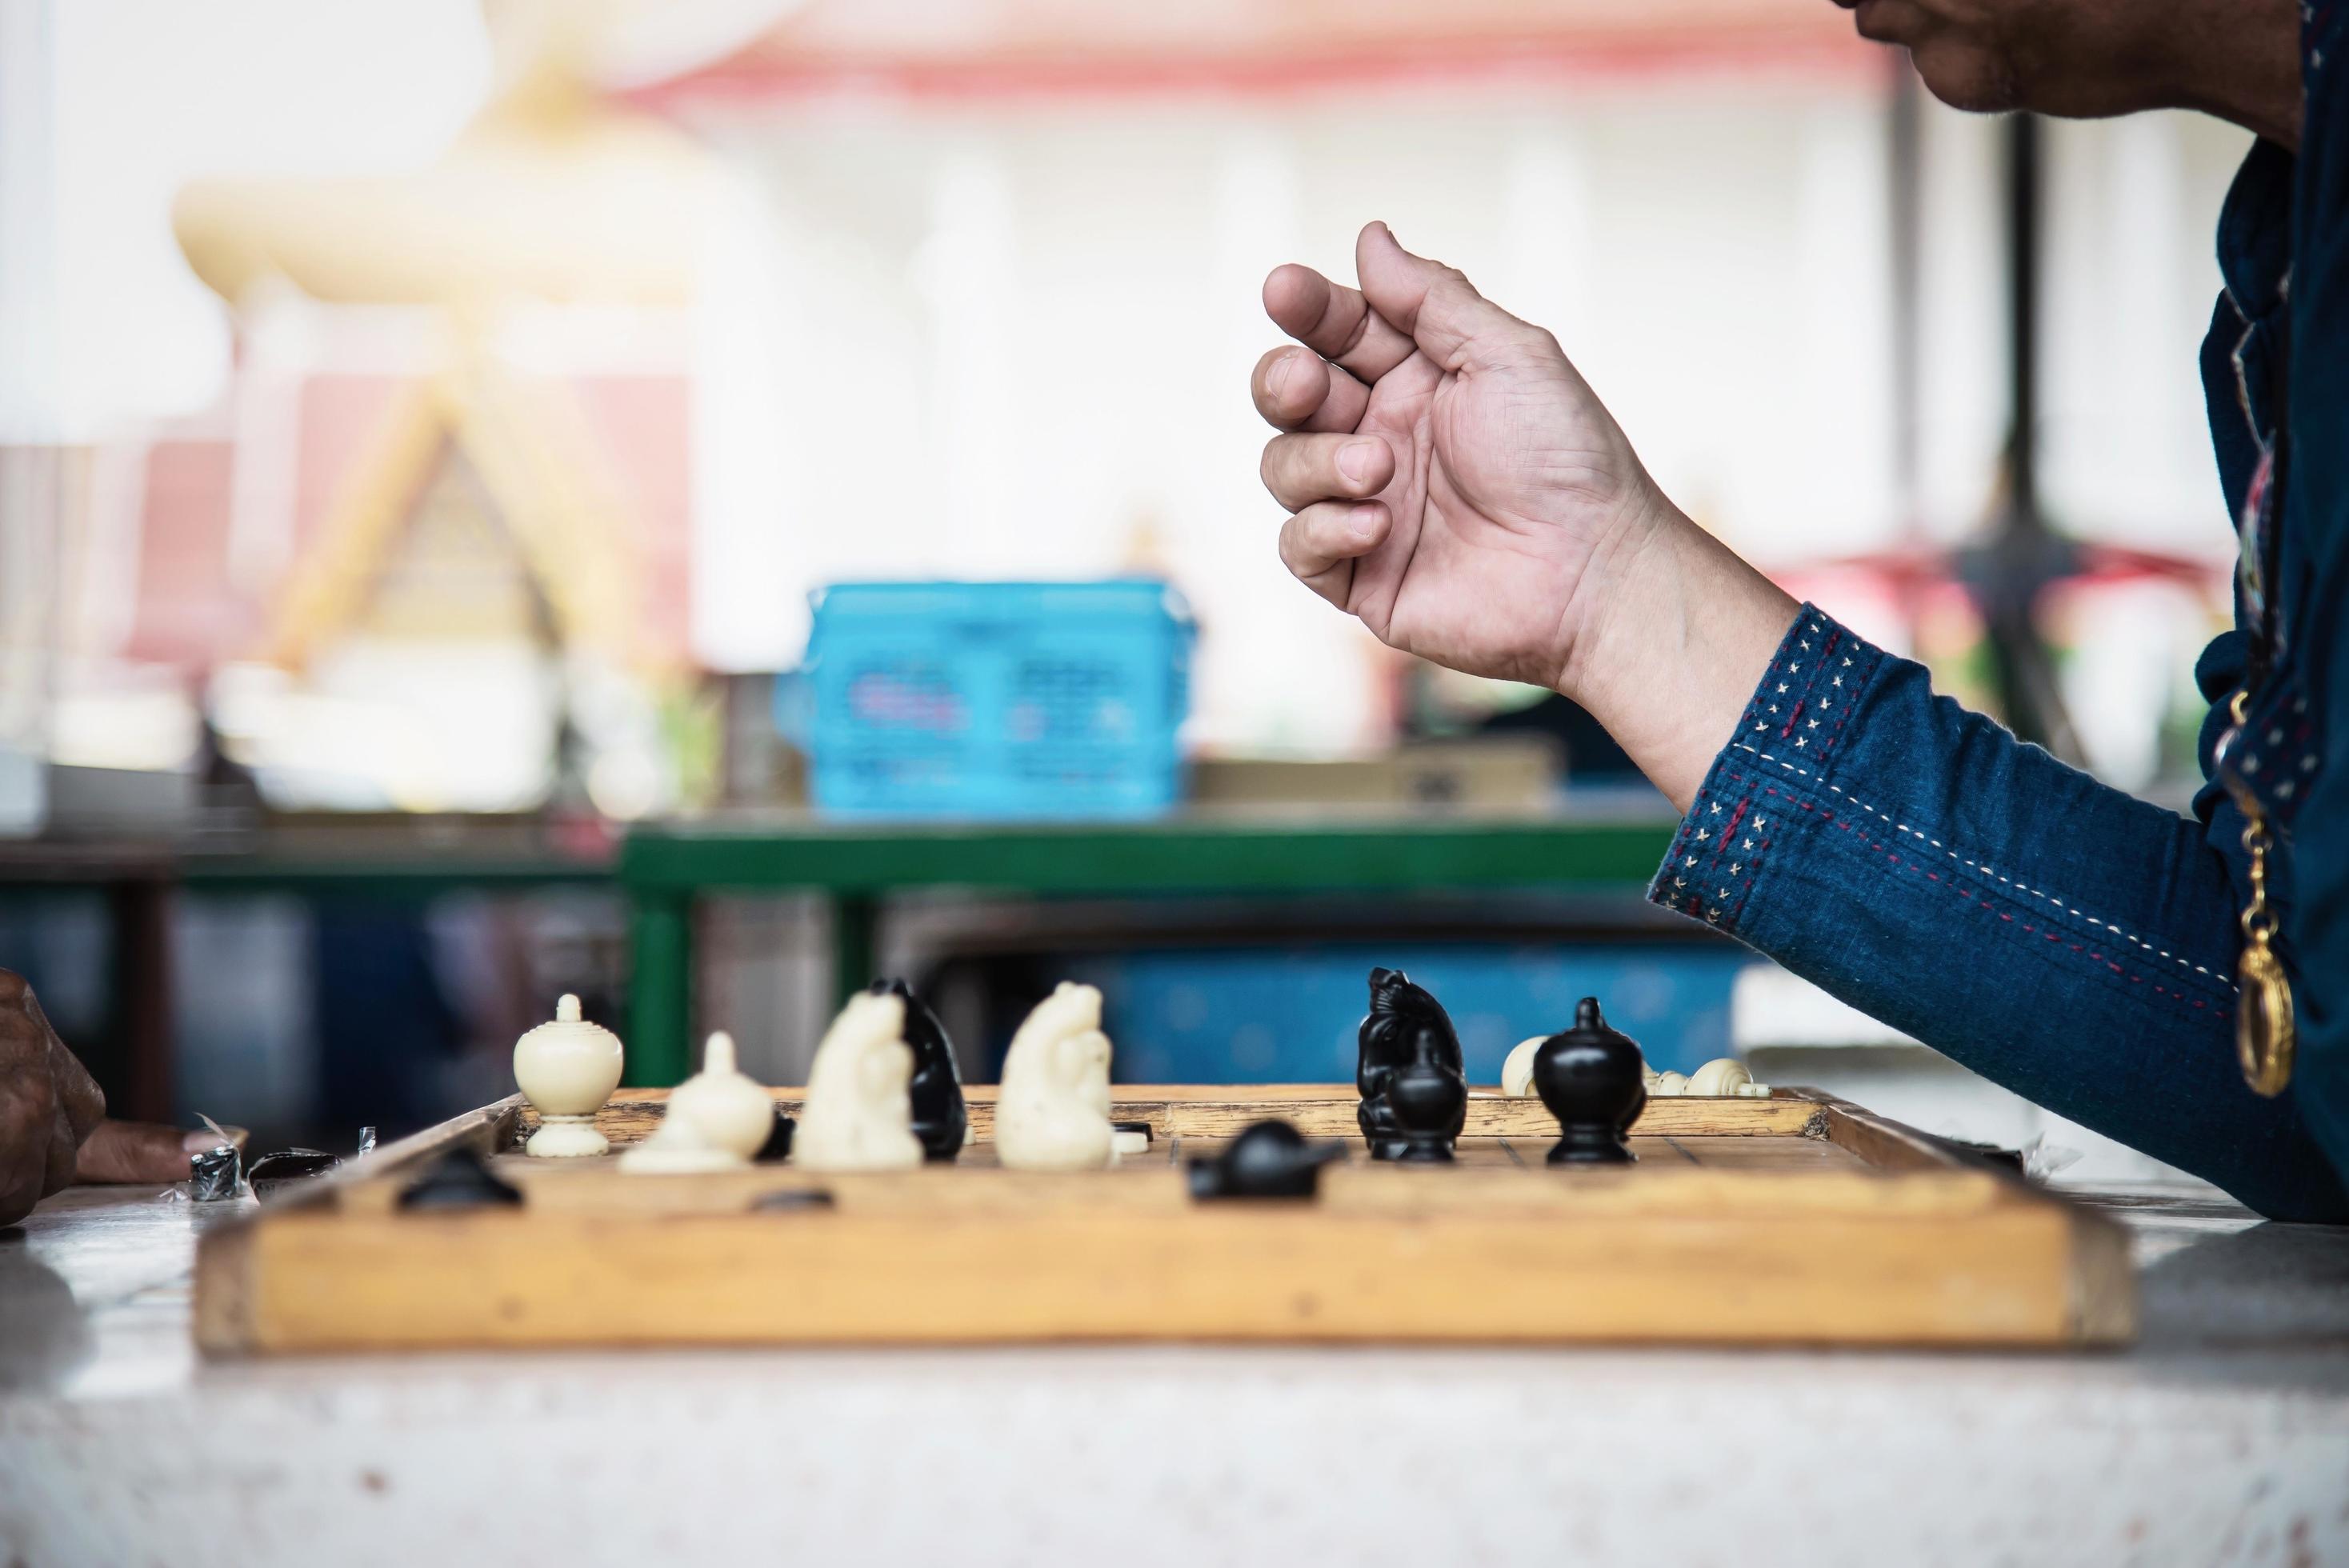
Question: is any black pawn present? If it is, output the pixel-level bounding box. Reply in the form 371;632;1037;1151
870;978;967;1163
1355;966;1468;1162
1532;997;1646;1165
397;1146;525;1210
1187;1119;1346;1201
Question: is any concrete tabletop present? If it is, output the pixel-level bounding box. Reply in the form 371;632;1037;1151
3;1178;2346;1567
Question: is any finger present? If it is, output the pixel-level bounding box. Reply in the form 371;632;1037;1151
0;1059;53;1226
1260;431;1395;512
1263;262;1419;382
1279;500;1393;606
31;992;104;1144
1355;221;1537;373
74;1119;210;1185
1252;346;1371;434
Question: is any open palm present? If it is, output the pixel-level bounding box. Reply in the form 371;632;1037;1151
1255;222;1663;690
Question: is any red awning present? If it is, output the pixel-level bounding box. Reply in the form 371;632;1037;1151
644;0;1881;103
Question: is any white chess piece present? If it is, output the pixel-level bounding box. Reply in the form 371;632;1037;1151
794;990;922;1173
995;982;1115;1171
1649;1070;1691;1098
1685;1057;1771;1098
1501;1036;1544;1098
620;1030;772;1174
514;994;625;1157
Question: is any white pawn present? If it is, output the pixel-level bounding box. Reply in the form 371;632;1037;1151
620;1031;772;1174
1686;1057;1771;1098
514;994;625;1157
794;990;922;1173
995;982;1115;1171
1501;1036;1544;1098
1649;1070;1691;1098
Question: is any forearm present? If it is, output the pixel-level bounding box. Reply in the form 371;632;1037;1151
1643;606;2349;1221
1559;498;1799;814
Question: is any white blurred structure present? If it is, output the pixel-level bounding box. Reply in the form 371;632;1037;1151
0;0;2259;796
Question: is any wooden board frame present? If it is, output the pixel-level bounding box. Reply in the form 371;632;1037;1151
195;1087;2135;1354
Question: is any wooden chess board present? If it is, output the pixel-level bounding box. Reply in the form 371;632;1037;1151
194;1086;2135;1353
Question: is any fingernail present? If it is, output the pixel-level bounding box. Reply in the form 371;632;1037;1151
1351;506;1384;542
1337;440;1379;487
1266;353;1295;401
183;1130;225;1153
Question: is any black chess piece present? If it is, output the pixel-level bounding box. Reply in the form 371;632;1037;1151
397;1146;526;1210
246;1149;342;1197
1356;967;1467;1162
1187;1119;1346;1201
754;1110;798;1163
1532;997;1647;1165
870;978;968;1163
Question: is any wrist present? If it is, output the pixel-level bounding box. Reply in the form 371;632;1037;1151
1551;481;1679;705
1554;490;1799;813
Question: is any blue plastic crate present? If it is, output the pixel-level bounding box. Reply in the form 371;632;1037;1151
786;579;1194;820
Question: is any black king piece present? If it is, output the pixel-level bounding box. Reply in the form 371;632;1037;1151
870;978;969;1163
1355;966;1468;1162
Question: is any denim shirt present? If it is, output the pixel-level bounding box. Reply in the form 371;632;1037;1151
1648;15;2349;1222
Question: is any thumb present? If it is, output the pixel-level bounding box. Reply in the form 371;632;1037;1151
1355;221;1533;372
73;1118;214;1185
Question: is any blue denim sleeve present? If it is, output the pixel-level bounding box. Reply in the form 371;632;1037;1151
1648;605;2349;1222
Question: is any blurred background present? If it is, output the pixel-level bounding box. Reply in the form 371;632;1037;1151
0;0;2245;1175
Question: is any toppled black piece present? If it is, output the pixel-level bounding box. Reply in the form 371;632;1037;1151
1187;1119;1345;1201
246;1149;341;1197
750;1187;835;1213
396;1146;524;1210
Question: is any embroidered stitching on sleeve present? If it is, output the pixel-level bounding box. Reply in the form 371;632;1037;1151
1727;741;2233;990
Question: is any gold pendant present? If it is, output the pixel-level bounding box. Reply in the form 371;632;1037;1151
2237;934;2295;1097
2221;690;2295;1096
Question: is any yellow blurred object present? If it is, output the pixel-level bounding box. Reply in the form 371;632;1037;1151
171;2;736;682
174;50;718;309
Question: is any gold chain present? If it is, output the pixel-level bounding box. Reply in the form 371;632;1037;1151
2230;690;2295;1096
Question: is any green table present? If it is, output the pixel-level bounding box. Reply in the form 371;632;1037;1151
618;814;1675;1085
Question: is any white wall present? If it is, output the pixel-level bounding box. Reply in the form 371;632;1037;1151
0;4;2260;761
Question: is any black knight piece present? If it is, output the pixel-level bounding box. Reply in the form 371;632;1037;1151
754;1110;798;1163
870;978;968;1162
1531;996;1646;1165
1355;966;1468;1162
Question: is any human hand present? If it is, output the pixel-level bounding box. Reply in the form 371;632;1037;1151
1251;222;1797;809
1;970;198;1226
1253;222;1670;690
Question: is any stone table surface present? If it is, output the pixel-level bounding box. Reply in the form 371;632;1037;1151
3;1178;2347;1568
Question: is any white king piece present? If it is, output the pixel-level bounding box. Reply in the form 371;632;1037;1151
513;994;625;1157
794;990;922;1173
994;982;1116;1171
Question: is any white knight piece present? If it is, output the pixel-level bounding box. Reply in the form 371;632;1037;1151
994;982;1116;1170
794;990;923;1173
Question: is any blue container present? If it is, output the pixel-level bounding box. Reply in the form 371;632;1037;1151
789;579;1194;819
